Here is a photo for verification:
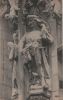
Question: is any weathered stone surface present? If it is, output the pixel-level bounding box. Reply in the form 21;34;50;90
0;18;12;100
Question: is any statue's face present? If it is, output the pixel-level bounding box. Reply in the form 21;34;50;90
27;18;36;28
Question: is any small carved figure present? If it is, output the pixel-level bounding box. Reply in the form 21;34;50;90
7;32;18;99
5;0;19;19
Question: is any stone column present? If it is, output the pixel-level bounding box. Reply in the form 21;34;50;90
18;0;26;100
49;17;59;100
0;17;12;100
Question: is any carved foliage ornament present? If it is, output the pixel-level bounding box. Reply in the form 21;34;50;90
23;0;51;17
23;0;62;23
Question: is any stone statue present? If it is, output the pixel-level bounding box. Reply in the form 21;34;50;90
7;32;18;99
18;15;54;90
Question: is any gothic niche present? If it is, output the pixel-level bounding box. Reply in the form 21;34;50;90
18;14;53;100
6;0;55;100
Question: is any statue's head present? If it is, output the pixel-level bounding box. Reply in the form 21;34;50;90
26;15;42;31
26;15;38;25
25;14;50;32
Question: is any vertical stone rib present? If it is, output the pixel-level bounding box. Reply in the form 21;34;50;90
0;17;12;100
18;0;26;100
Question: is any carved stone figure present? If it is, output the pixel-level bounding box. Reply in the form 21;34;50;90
7;32;18;99
5;0;19;19
18;15;54;91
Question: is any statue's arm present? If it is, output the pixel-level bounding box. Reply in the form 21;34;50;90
46;31;54;43
43;27;54;43
41;24;54;43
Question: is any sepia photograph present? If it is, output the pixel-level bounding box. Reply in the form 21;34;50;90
0;0;62;100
